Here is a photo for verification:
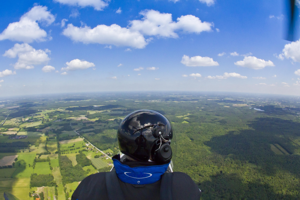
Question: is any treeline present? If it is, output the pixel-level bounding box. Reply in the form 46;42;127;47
30;174;56;187
59;155;87;184
76;152;92;167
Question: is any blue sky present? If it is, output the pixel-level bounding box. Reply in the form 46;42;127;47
0;0;300;97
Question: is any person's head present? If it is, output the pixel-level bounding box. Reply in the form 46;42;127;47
117;109;173;164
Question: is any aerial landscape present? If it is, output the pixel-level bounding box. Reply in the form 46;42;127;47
1;0;300;199
0;92;300;199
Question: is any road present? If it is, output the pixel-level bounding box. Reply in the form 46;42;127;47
70;122;111;159
0;114;9;126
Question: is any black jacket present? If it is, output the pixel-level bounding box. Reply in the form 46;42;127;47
72;171;201;200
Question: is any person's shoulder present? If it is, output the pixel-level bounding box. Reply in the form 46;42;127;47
72;172;109;200
172;172;201;200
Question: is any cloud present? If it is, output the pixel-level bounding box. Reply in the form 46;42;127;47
54;0;108;11
105;45;112;49
0;80;3;83
118;63;122;67
216;28;220;32
190;73;202;78
155;78;160;80
199;0;215;6
61;72;67;75
259;83;267;86
295;69;300;76
0;69;16;77
61;19;68;27
125;48;132;52
253;77;266;80
218;52;225;56
63;10;212;49
62;24;147;49
234;56;274;70
70;9;80;18
169;0;180;2
282;82;290;87
134;67;143;71
181;55;219;67
3;43;50;69
130;10;212;38
182;74;188;77
273;75;277;78
138;74;141;76
269;14;284;20
230;52;239;56
0;6;55;43
111;76;117;79
42;65;55;72
116;7;122;14
279;39;300;63
62;59;95;71
147;67;159;70
207;72;247;79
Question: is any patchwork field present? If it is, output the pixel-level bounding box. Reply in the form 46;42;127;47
34;162;51;175
0;168;16;178
0;155;17;167
91;158;109;169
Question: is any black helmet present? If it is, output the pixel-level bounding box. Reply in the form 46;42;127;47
117;109;173;164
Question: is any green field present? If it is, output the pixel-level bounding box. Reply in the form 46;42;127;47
34;162;51;175
17;153;36;166
66;154;78;166
65;182;80;196
50;158;59;168
19;121;42;128
0;178;30;200
83;165;98;175
12;167;34;178
91;158;109;169
0;169;16;178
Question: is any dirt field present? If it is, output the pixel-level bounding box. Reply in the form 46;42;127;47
0;155;18;167
59;137;83;144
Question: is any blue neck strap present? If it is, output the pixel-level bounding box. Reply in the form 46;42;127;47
113;159;169;185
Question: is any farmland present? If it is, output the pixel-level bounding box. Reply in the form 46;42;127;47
0;92;300;199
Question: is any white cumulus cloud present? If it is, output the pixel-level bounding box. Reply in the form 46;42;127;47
190;73;202;78
0;6;55;43
199;0;215;6
134;67;144;71
253;77;266;80
295;69;300;76
111;76;117;79
279;39;300;63
61;72;67;75
61;19;68;28
116;7;122;14
3;43;50;69
230;52;239;56
282;82;290;87
234;56;274;70
182;74;188;77
147;67;159;70
181;55;219;67
130;10;212;38
62;59;95;71
118;63;122;67
62;24;147;49
54;0;108;11
0;80;3;83
0;69;16;77
42;65;55;72
218;52;225;56
207;72;247;79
